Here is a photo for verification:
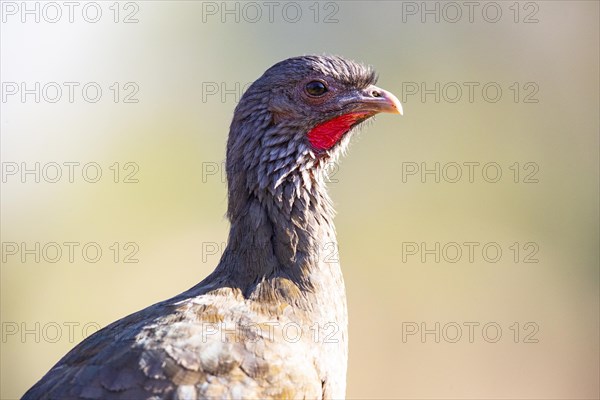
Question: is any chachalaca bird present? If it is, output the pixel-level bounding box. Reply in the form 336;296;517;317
23;55;402;400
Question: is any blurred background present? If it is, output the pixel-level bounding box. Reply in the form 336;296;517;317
1;1;598;399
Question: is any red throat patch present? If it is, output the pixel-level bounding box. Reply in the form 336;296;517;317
307;113;370;151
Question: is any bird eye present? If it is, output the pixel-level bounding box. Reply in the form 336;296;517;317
305;81;328;97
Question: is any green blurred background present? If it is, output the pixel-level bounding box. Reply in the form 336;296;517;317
1;1;598;399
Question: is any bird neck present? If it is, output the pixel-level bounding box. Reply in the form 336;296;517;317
221;165;339;296
205;112;346;312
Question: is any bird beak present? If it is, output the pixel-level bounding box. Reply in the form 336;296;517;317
347;85;403;116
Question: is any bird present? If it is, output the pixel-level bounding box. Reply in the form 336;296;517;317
23;55;402;400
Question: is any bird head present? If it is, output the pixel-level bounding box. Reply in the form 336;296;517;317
226;55;401;218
